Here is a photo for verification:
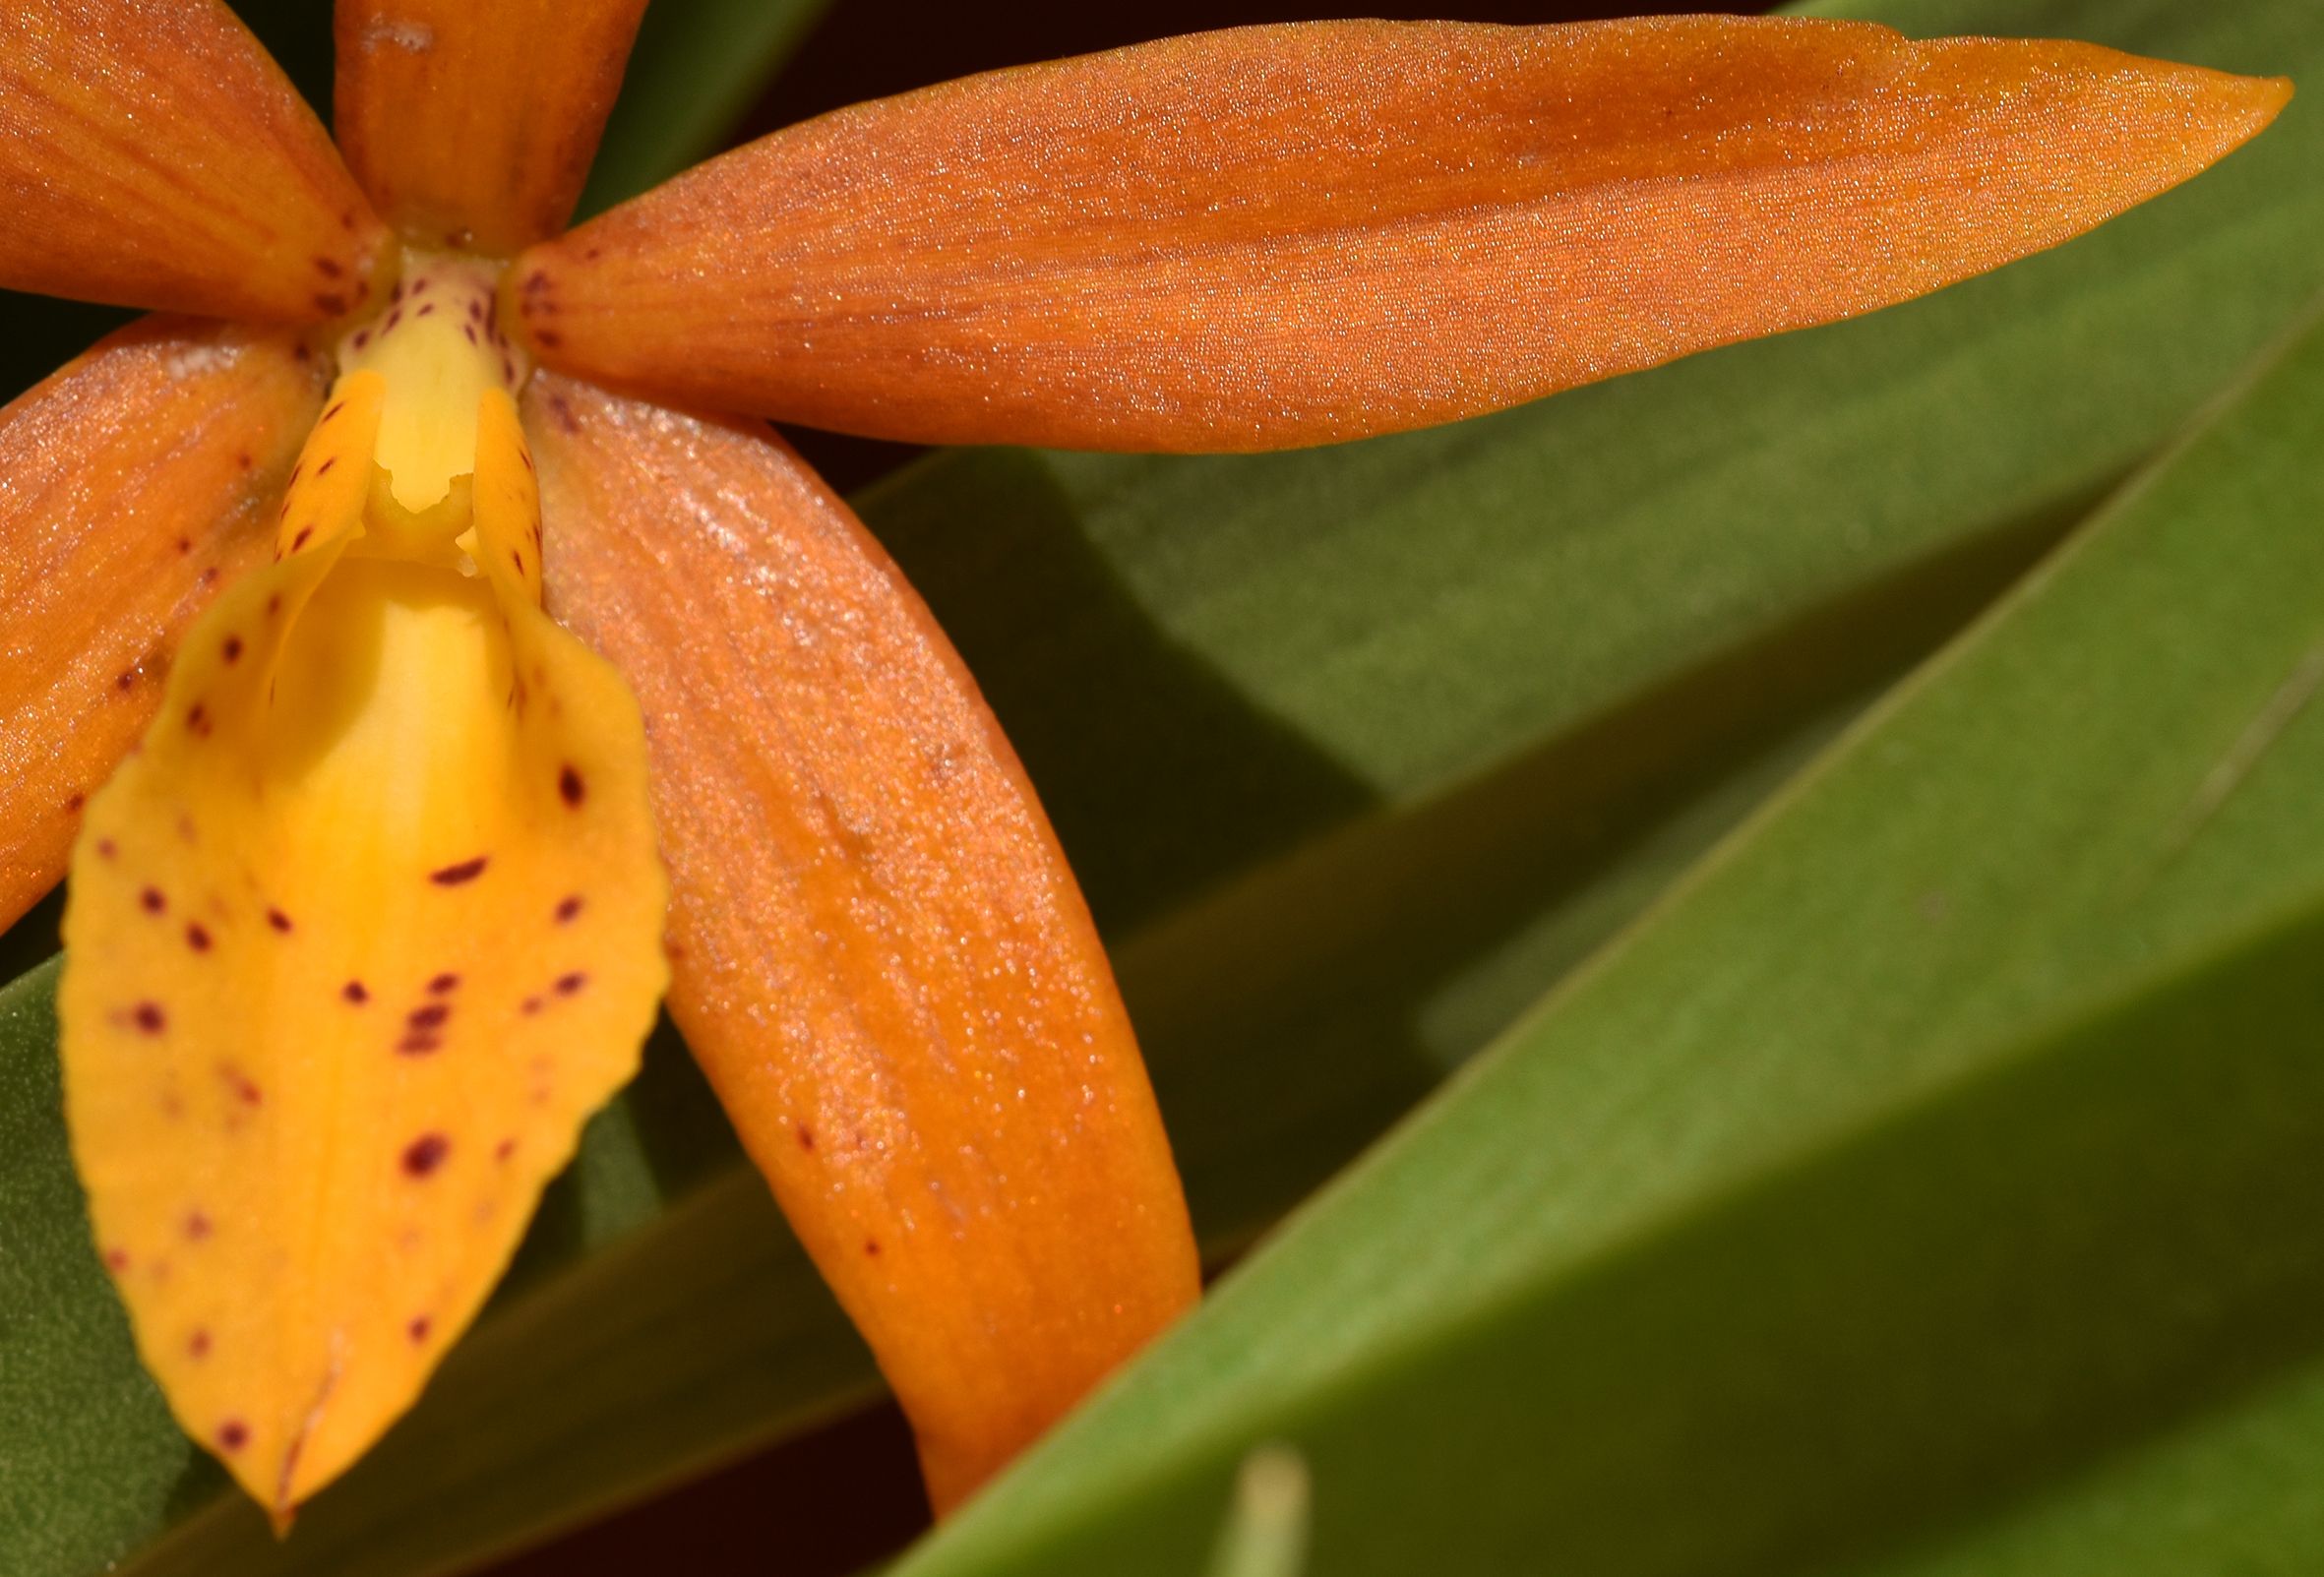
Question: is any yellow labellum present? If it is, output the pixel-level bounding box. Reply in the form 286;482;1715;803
58;268;666;1518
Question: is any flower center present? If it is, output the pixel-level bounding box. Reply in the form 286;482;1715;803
333;251;529;544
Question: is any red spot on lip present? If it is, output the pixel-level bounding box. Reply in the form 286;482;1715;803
103;1246;130;1271
95;838;116;860
342;980;369;1003
64;791;84;814
315;256;343;278
219;1062;263;1105
494;1137;516;1162
189;1328;212;1358
397;1032;443;1056
407;1315;432;1343
186;923;212;952
558;766;584;807
430;856;489;885
864;1240;881;1256
267;907;293;933
401;1133;450;1177
555;894;582;923
141;886;165;914
795;1123;815;1150
519;996;542;1015
428;972;459;994
533;329;564;349
131;1001;165;1034
291;526;314;552
216;1420;249;1452
554;972;586;997
317;456;336;476
407;1002;451;1030
221;635;242;663
184;1210;212;1242
322;400;344;423
185;702;210;737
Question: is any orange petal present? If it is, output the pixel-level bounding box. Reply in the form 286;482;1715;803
526;373;1200;1510
510;17;2291;453
0;0;392;323
0;317;324;934
60;373;668;1515
335;0;650;254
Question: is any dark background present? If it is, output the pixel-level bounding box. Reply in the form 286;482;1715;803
469;3;1755;1574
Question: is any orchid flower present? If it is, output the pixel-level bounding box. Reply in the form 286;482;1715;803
0;0;2284;1530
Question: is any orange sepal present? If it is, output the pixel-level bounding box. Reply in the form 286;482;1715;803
0;317;325;933
526;374;1200;1509
0;0;392;324
335;0;650;254
511;16;2290;453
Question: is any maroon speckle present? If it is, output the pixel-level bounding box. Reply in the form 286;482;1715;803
583;245;602;262
510;549;523;574
115;670;135;692
183;1210;212;1242
427;972;459;995
407;1002;451;1030
519;996;542;1015
216;1420;249;1452
103;1246;130;1271
316;456;336;476
547;395;578;433
200;567;217;586
291;526;313;552
521;271;549;295
315;255;342;279
864;1240;881;1257
314;291;346;315
397;1033;442;1057
132;1001;165;1034
350;330;370;351
186;923;212;952
235;451;253;471
141;886;165;914
411;276;429;296
493;1137;516;1162
407;1315;432;1344
64;792;84;814
558;765;584;807
533;329;564;349
555;894;582;923
417;303;436;318
95;838;117;860
430;856;488;885
188;1328;212;1358
384;309;403;333
218;1062;263;1105
390;280;405;305
221;635;242;663
185;702;210;737
267;907;293;933
554;972;586;997
322;400;344;423
342;979;369;1003
795;1123;815;1151
175;535;192;555
266;593;281;617
401;1133;450;1177
463;325;478;344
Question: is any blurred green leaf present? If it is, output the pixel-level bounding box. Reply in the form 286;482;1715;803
578;0;831;216
887;292;2324;1577
3;0;2320;1573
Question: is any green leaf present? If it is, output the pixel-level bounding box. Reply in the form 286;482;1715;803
5;0;2321;1571
886;296;2324;1577
576;0;832;216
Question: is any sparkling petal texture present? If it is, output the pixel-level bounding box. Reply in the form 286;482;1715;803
511;16;2290;452
335;0;651;254
0;317;323;932
526;373;1199;1510
59;374;668;1515
0;0;392;323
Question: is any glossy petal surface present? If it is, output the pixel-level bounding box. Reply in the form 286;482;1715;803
58;376;667;1515
0;0;390;323
0;317;322;933
336;0;650;254
527;374;1200;1508
513;16;2288;452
